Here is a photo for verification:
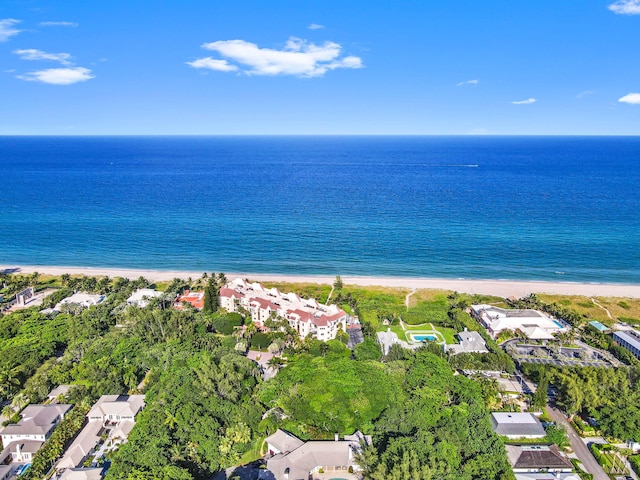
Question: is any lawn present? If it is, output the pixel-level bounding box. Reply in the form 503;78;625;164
379;322;458;345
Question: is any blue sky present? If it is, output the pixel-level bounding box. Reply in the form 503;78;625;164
1;0;639;134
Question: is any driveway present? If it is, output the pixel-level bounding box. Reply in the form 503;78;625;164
545;405;609;480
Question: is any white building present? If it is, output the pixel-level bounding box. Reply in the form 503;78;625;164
126;288;164;308
446;330;489;355
264;429;370;480
55;293;105;312
1;404;72;447
87;395;145;426
58;468;103;480
470;305;569;339
220;279;348;341
490;412;546;439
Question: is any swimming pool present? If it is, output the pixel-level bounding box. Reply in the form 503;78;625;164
15;464;31;476
413;334;436;342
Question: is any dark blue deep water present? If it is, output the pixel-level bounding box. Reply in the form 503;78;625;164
1;136;639;282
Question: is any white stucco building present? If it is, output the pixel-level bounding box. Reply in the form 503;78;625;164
470;305;569;339
220;279;348;341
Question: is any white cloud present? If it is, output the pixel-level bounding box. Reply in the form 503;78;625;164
186;57;238;71
190;36;363;77
457;79;478;86
14;48;73;65
608;0;640;14
308;23;325;30
0;18;21;42
17;67;94;85
511;98;536;105
39;21;78;27
619;93;640;104
576;90;594;98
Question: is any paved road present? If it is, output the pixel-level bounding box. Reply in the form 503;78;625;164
545;405;610;480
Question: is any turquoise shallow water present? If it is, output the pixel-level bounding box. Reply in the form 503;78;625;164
0;136;639;283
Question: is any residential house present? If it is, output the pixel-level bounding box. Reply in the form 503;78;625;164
54;293;105;312
376;329;415;355
446;329;489;355
0;465;10;480
47;385;72;403
6;440;43;463
87;394;144;425
264;429;370;480
490;413;546;439
471;305;569;340
506;445;573;474
57;395;144;474
58;468;104;480
1;404;72;447
174;290;205;310
220;279;348;341
126;288;164;308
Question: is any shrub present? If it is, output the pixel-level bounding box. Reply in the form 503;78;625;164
251;332;270;350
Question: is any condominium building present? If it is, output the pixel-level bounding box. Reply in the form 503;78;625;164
219;278;348;341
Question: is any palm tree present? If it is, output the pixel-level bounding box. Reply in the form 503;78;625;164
2;404;16;419
164;409;179;431
0;368;20;398
11;392;29;411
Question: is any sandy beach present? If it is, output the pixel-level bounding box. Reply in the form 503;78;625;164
2;264;639;298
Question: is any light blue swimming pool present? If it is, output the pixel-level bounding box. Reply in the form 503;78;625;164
16;464;31;476
413;334;436;342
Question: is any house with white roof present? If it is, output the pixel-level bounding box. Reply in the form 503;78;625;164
126;288;164;308
446;330;489;355
220;279;349;341
471;305;569;340
1;404;72;447
263;429;370;480
54;293;105;312
490;412;546;439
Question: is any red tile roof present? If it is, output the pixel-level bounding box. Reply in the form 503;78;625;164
175;290;205;310
219;287;244;298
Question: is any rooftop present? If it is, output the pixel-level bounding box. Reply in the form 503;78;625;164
614;329;640;351
1;404;72;439
490;412;546;438
506;444;573;470
87;394;145;421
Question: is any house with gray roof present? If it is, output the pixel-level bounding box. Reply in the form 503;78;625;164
5;439;44;463
506;444;573;473
87;395;145;425
264;429;371;480
58;468;104;480
1;404;72;447
376;329;415;355
446;330;489;355
490;412;546;439
0;465;10;480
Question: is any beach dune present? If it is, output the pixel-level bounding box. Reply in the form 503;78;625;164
2;265;639;298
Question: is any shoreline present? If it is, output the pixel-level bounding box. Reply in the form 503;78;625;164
2;264;639;298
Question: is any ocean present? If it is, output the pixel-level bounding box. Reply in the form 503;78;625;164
1;136;639;283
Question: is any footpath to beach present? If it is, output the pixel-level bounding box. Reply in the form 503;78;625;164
2;265;639;298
